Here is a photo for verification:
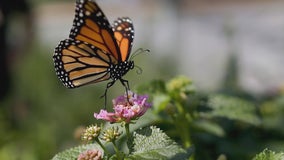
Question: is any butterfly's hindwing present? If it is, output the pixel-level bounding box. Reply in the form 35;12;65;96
53;39;115;88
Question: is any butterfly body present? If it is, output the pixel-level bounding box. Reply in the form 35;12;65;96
108;61;134;81
53;0;136;101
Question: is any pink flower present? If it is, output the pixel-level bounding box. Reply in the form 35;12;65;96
94;91;151;123
77;149;102;160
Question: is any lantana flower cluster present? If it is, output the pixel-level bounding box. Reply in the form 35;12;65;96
94;91;151;123
77;149;102;160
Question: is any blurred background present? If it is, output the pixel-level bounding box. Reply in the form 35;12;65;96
0;0;284;159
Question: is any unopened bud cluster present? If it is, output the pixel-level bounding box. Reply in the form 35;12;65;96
81;124;101;142
101;127;121;142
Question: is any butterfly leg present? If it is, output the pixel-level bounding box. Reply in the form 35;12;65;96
101;80;116;108
119;79;131;101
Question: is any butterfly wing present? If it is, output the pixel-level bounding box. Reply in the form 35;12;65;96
113;17;134;62
69;0;122;61
53;39;117;88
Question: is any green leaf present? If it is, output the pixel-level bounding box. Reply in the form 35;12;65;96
193;120;225;137
260;96;284;133
127;126;192;160
166;75;194;95
152;94;171;113
52;144;102;160
202;94;261;125
252;148;284;160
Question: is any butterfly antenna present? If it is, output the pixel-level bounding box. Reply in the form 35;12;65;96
130;48;150;61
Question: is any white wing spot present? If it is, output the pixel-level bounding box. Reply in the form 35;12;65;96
96;11;102;17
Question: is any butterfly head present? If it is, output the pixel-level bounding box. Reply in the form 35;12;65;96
129;60;134;70
123;60;135;74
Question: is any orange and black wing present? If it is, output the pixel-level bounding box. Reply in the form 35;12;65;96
113;17;134;62
53;39;116;88
69;0;122;61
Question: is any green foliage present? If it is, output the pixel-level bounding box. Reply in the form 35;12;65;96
260;95;284;133
204;94;261;125
137;76;284;160
128;126;191;160
192;120;225;137
252;149;284;160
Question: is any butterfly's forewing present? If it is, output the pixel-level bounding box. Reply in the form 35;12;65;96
53;39;116;88
113;17;134;62
69;0;122;61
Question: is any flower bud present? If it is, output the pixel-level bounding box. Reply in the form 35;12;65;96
100;127;121;142
81;124;101;142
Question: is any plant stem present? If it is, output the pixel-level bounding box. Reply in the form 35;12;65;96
95;138;110;156
174;101;192;148
125;123;130;140
112;141;124;160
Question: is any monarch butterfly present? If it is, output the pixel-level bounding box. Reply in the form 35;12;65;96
53;0;143;104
